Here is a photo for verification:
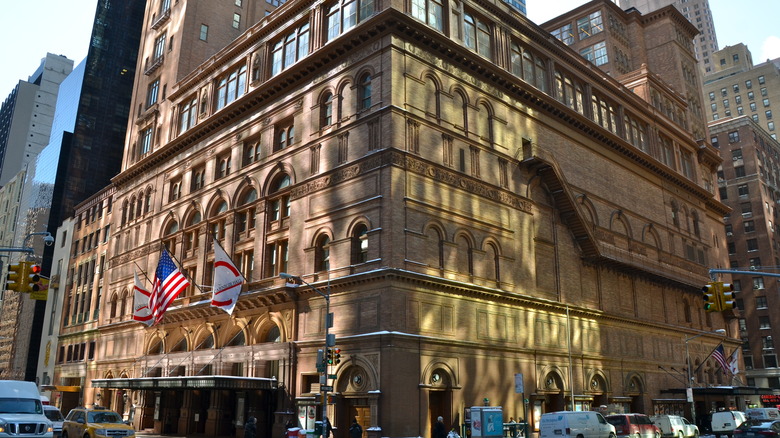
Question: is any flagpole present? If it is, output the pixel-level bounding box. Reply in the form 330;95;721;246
165;240;207;295
133;261;152;285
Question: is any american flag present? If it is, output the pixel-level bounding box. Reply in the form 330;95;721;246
132;270;153;326
712;344;730;375
149;248;190;325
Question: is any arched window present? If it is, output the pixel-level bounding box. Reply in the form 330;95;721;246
170;337;188;352
351;224;368;264
268;175;291;225
210;199;228;242
164;221;179;252
237;188;258;237
315;235;331;272
227;330;246;347
265;326;281;343
243;142;261;166
109;293;118;318
185;211;201;253
145;189;153;214
358;74;371;111
196;334;215;350
321;92;334;127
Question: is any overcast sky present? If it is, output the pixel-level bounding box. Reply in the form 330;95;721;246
0;0;777;96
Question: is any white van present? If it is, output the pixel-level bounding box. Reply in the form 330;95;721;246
745;408;780;420
540;411;616;438
650;415;698;438
0;380;53;438
710;410;747;438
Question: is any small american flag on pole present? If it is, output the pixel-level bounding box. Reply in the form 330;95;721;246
149;247;190;325
712;344;730;375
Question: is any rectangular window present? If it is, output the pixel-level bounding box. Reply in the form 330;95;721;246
146;79;160;108
139;127;153;156
552;24;573;45
410;0;442;31
766;110;773;120
200;24;209;41
235;0;242;5
216;64;248;110
576;10;603;39
273;23;310;75
735;166;746;177
759;75;766;85
738;183;749;197
756;296;768;308
580;41;608;66
154;33;166;60
179;96;198;133
760;316;772;329
233;13;241;28
744;220;755;233
680;150;694;179
265;240;288;277
191;165;206;191
747;238;759;252
464;13;491;58
733;84;740;93
708;91;715;101
728;130;739;143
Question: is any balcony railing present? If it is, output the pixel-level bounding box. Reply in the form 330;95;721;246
151;8;171;30
144;54;164;76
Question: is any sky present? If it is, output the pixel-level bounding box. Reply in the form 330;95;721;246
0;0;778;96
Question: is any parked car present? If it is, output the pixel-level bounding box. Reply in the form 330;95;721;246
606;414;661;438
651;415;698;438
63;407;134;438
733;419;780;438
711;411;748;438
43;405;64;438
540;411;616;438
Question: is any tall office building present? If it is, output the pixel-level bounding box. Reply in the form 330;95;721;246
703;44;779;141
0;54;73;187
73;0;751;436
617;0;719;73
0;0;146;383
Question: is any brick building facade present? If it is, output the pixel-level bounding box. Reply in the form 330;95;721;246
49;0;747;437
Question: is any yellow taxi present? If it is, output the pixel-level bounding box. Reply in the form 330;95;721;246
62;407;135;438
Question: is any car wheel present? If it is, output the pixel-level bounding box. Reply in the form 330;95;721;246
609;433;616;438
84;433;91;438
679;431;684;438
693;431;699;438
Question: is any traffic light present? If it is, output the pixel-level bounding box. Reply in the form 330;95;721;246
326;348;334;365
6;262;30;293
702;282;721;312
720;282;736;311
28;264;47;292
332;348;341;365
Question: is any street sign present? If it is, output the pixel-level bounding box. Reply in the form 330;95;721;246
321;385;333;392
328;374;337;379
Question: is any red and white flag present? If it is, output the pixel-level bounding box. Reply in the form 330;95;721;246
728;348;740;376
211;240;245;315
132;270;153;326
149;248;190;325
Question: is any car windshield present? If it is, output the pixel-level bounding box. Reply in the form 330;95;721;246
88;411;123;423
45;409;65;421
0;398;43;414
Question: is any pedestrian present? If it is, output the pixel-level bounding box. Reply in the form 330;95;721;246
245;417;257;438
433;416;447;438
324;417;333;438
349;418;363;438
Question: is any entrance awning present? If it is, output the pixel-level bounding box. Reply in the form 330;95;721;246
42;385;82;392
91;376;278;391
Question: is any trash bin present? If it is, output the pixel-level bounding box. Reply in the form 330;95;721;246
287;427;302;438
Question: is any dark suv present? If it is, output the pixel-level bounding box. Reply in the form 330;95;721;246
607;414;661;438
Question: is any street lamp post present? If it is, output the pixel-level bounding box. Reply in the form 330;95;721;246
280;272;331;435
685;328;726;427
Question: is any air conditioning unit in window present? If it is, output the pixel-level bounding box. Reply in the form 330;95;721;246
727;232;733;236
746;365;753;370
